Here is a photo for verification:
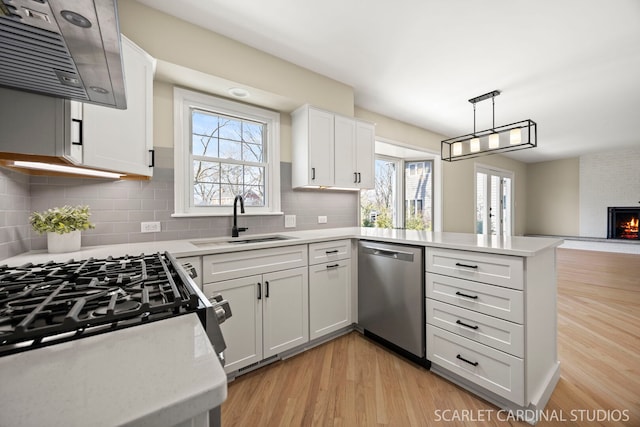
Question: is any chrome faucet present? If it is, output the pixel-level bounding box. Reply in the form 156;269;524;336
232;195;248;238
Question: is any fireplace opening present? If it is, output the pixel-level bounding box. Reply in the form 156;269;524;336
608;207;640;240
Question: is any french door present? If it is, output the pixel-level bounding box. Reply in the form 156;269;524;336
475;166;513;236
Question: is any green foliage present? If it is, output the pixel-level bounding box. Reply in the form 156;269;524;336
374;209;393;229
405;214;426;231
30;205;95;234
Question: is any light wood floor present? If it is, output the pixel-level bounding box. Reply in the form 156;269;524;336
222;248;640;426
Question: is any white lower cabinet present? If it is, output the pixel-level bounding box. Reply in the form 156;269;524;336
202;267;309;373
204;275;262;372
309;259;351;340
426;246;559;418
427;326;524;405
307;240;352;341
262;268;309;358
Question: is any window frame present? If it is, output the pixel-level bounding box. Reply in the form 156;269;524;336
360;146;441;231
173;88;281;217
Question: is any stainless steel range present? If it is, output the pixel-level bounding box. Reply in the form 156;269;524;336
0;251;230;358
0;251;231;426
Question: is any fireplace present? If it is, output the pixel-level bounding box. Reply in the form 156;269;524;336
607;207;640;240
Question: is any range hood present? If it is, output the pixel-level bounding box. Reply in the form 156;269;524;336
0;0;126;109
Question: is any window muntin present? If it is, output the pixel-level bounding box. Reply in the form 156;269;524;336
404;160;432;230
173;88;280;216
191;110;266;207
361;155;434;230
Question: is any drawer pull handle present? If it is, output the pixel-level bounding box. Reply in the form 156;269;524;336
456;320;479;330
455;291;479;299
265;281;270;298
456;354;479;367
325;250;339;254
326;263;339;269
257;283;262;300
455;262;478;269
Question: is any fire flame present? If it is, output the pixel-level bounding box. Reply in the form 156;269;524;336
625;217;639;232
619;216;639;239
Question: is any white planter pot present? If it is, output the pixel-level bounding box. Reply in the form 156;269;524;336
47;230;81;254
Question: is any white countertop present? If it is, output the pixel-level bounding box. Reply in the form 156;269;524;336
2;228;563;266
0;313;227;427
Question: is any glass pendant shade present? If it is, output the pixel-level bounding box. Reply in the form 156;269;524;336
441;90;536;161
510;128;522;145
470;138;480;152
488;133;500;149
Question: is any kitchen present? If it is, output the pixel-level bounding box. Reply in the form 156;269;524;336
1;0;639;426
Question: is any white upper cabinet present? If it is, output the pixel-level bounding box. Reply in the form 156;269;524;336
292;105;375;189
0;86;81;164
334;117;375;189
80;36;155;177
292;106;334;188
333;115;356;187
355;120;375;189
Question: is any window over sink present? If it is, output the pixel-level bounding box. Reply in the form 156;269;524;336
173;88;281;216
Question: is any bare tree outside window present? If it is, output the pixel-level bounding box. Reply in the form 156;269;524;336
361;157;433;230
361;159;396;228
192;110;266;207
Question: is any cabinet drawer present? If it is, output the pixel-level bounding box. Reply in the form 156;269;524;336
427;299;523;357
426;248;523;290
426;273;523;323
308;239;351;265
202;245;308;283
427;326;524;405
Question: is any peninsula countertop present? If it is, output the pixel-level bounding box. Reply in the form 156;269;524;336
2;228;563;266
0;313;227;427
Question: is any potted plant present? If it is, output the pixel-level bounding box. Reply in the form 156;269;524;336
30;205;95;253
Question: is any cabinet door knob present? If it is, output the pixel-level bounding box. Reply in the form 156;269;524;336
311;167;316;180
257;282;262;300
265;281;270;298
354;172;358;183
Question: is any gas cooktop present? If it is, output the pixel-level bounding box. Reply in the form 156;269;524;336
0;252;206;356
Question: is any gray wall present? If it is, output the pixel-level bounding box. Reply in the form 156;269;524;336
526;158;580;236
0;148;358;258
0;168;31;259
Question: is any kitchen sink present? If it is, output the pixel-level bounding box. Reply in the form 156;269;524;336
191;235;296;247
226;236;294;244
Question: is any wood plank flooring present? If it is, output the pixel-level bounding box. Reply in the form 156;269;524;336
222;248;640;426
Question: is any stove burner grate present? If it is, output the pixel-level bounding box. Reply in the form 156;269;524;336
0;252;203;356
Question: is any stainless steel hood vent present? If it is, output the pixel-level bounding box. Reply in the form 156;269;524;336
0;0;126;109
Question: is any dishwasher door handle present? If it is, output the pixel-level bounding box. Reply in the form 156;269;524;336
361;246;415;262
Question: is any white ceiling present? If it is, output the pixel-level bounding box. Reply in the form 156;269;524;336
137;0;640;163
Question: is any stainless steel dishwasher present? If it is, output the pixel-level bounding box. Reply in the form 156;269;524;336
358;240;428;366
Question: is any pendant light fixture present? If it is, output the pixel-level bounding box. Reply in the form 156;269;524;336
441;90;537;161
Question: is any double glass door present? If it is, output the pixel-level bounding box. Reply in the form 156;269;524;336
476;166;513;236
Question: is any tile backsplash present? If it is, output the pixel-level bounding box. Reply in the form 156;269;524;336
0;168;31;260
0;148;358;259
